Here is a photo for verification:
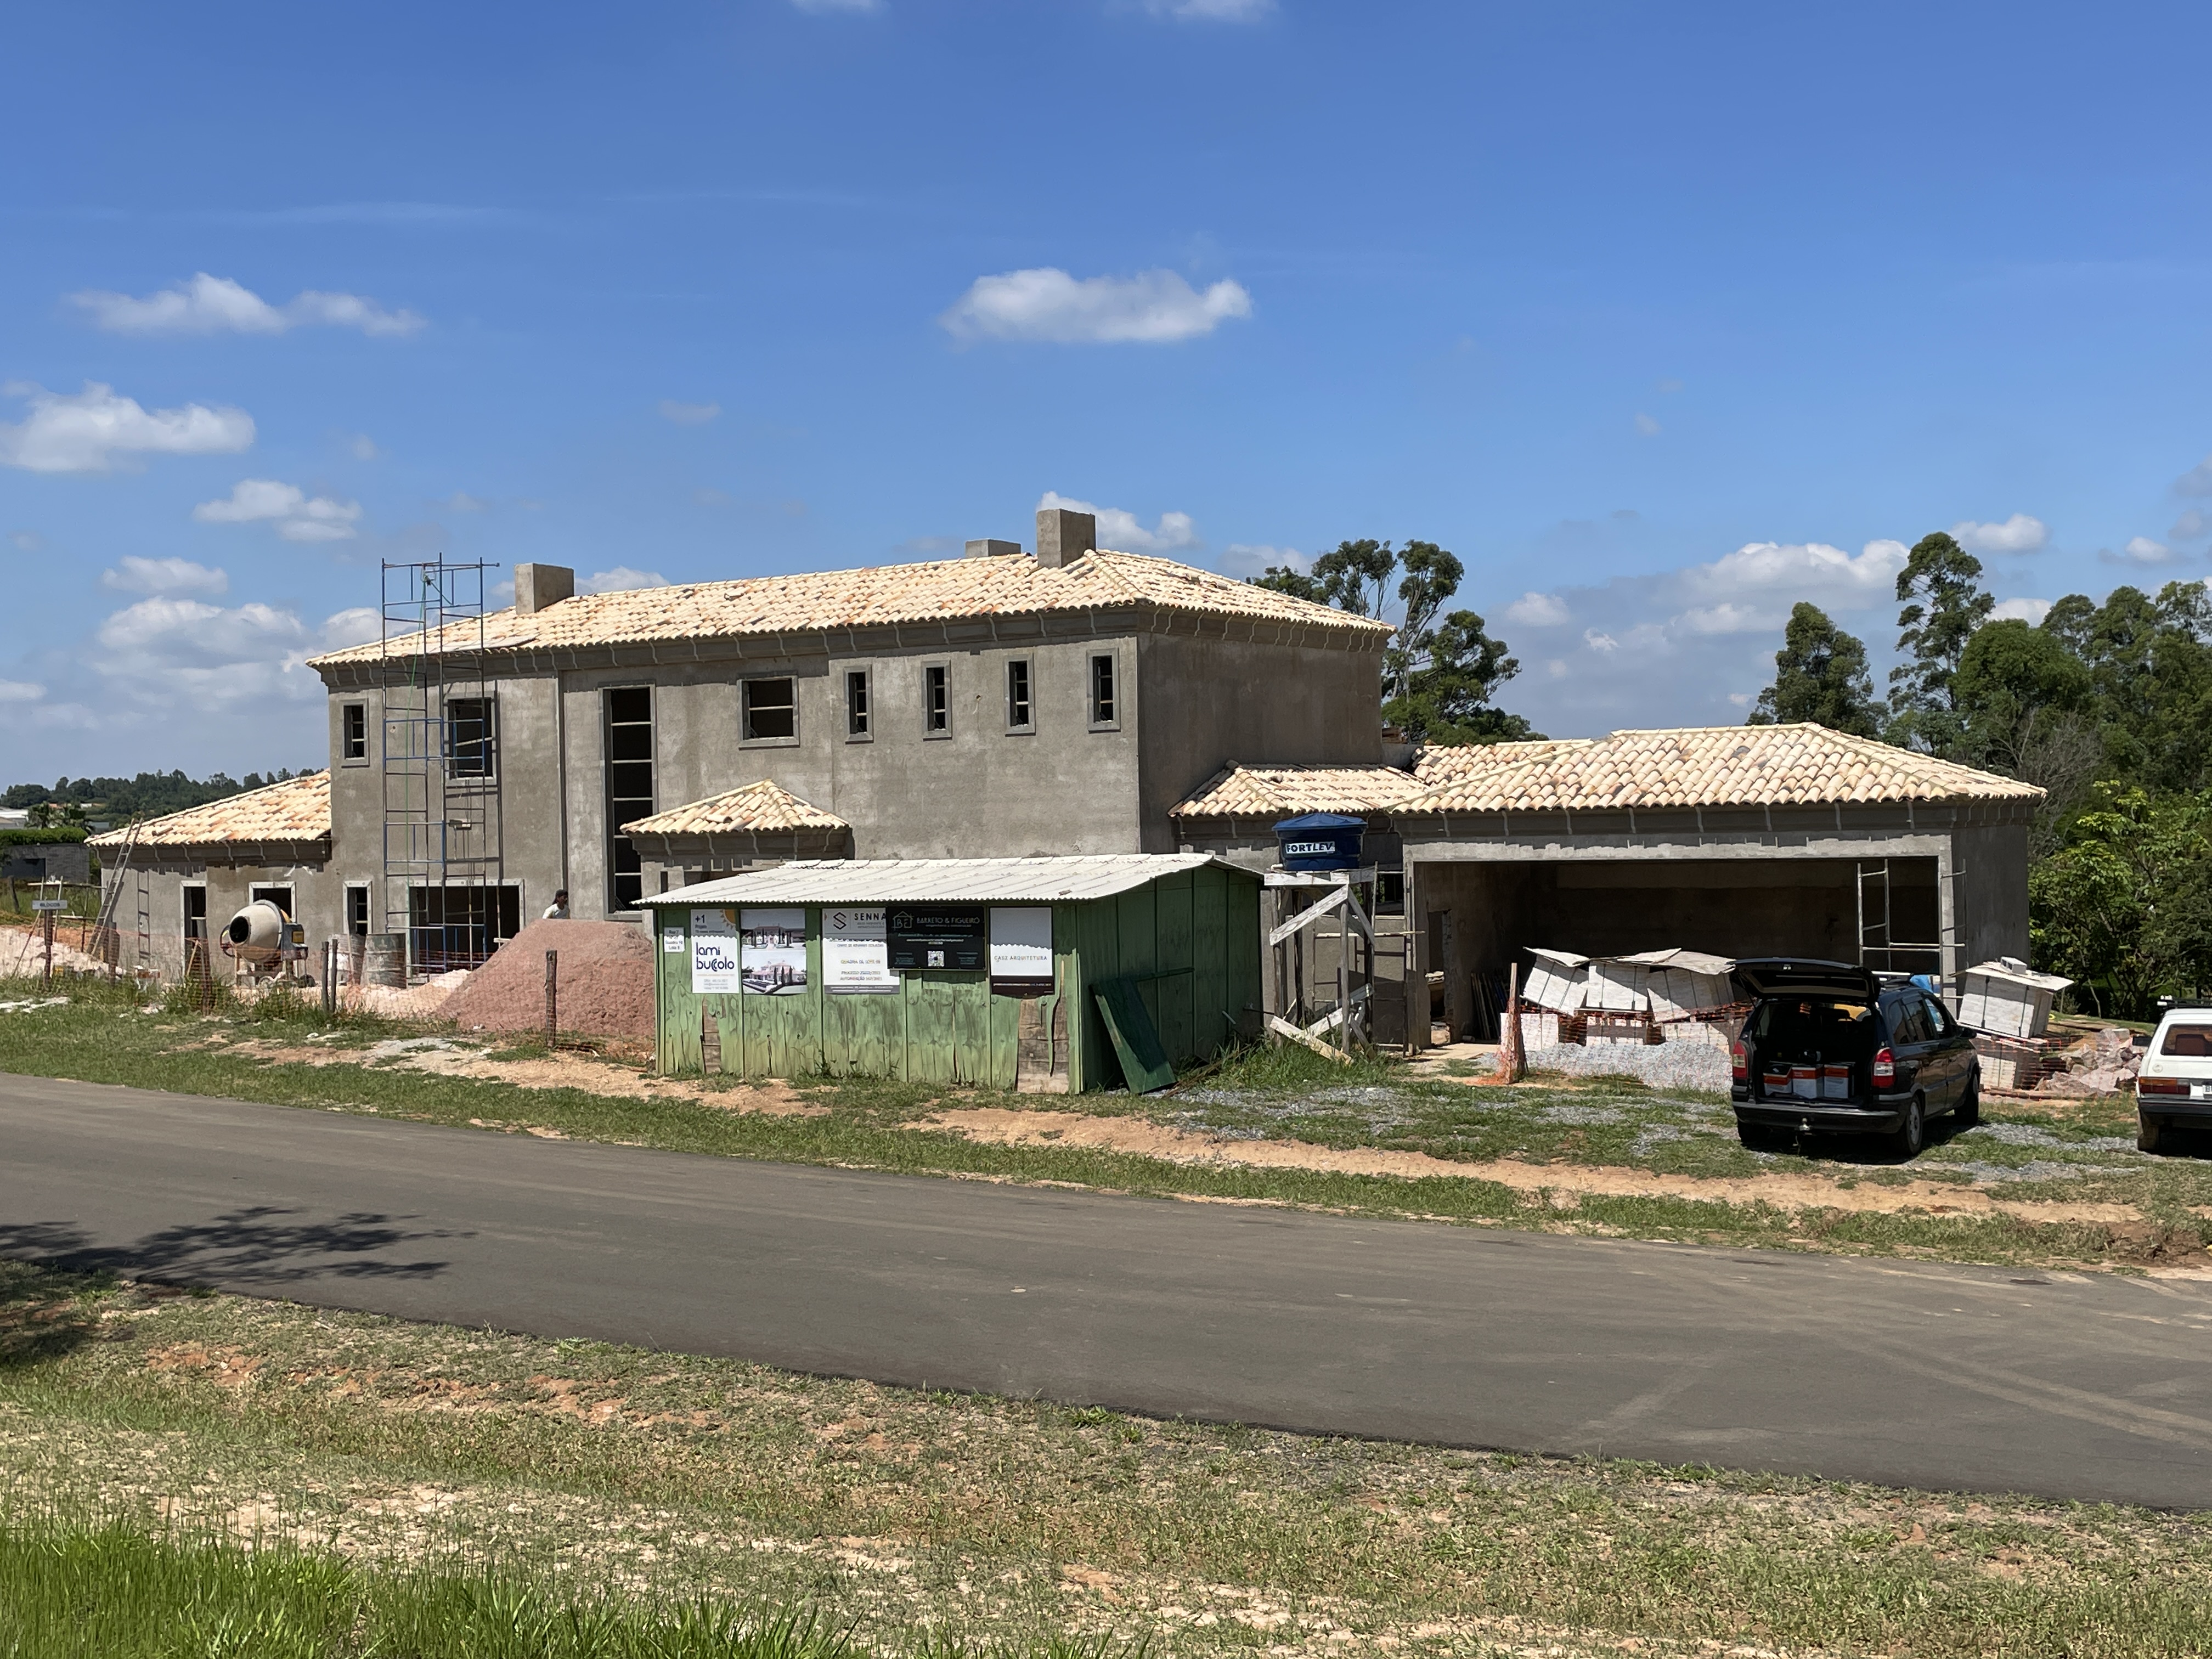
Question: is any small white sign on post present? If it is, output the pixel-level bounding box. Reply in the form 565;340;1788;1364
822;907;898;993
662;927;685;955
31;899;67;913
690;908;742;994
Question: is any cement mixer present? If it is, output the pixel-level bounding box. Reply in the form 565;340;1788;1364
221;899;309;981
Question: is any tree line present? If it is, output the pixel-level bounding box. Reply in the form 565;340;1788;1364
1251;540;1540;743
1748;531;2212;1014
3;769;315;827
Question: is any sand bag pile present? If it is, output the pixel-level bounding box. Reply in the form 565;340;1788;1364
438;918;655;1038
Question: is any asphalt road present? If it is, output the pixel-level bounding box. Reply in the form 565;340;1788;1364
3;1073;2209;1508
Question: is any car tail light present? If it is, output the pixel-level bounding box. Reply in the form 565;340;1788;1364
1730;1037;1748;1082
1872;1046;1896;1086
2138;1077;2189;1096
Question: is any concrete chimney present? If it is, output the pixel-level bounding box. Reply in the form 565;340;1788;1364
514;563;574;616
964;539;1022;559
1035;506;1096;569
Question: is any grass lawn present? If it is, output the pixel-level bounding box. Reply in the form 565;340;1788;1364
1;973;2207;1272
2;1260;2207;1659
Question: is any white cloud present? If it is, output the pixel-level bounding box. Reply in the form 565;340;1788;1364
2175;454;2212;496
1655;377;1685;393
317;607;382;651
1146;0;1274;16
1503;591;1571;628
2171;508;2209;541
1990;597;2053;625
8;530;41;552
1675;602;1769;636
1220;543;1303;579
100;556;228;597
2102;535;2175;566
659;399;721;425
941;268;1252;345
1633;413;1662;436
0;381;253;473
348;433;381;461
1683;538;1909;605
193;479;363;543
1583;629;1619;653
0;680;45;704
70;273;424;337
1038;491;1199;554
1951;513;2049;554
579;567;671;594
94;596;317;709
444;491;489;512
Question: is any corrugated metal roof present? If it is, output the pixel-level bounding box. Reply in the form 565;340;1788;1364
640;853;1233;907
1395;724;2043;812
623;780;849;836
308;550;1392;669
85;771;331;849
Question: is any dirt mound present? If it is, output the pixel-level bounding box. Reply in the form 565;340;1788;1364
439;919;655;1038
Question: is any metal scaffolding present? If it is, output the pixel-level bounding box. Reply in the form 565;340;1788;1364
380;559;506;977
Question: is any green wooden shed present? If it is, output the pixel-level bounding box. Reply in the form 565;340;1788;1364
639;855;1262;1092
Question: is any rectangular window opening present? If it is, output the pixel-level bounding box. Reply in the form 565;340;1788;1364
743;676;797;742
409;884;522;973
183;886;207;940
345;885;371;936
1089;653;1118;726
341;702;368;761
845;670;871;737
446;696;496;779
605;686;654;911
250;885;295;917
1006;659;1032;731
923;664;950;737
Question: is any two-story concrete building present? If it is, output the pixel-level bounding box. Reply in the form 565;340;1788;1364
98;506;1392;974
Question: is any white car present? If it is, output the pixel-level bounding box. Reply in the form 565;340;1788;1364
2136;1005;2212;1153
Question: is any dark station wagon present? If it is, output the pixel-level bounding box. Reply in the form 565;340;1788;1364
1728;958;1982;1157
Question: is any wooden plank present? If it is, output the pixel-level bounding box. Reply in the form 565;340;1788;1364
1093;977;1176;1093
1156;872;1194;1065
1267;1013;1353;1063
1192;866;1228;1056
1269;884;1348;946
1075;898;1120;1088
951;974;991;1084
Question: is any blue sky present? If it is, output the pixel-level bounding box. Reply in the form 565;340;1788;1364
5;0;2211;780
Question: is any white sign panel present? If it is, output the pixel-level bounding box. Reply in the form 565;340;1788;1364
989;906;1054;992
741;907;809;996
662;926;685;955
822;906;898;992
690;908;741;994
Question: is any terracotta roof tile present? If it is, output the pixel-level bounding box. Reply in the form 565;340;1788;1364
1394;725;2043;813
86;772;331;849
1169;742;1569;820
309;550;1392;669
622;780;849;836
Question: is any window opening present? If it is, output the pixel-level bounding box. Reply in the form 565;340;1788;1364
743;676;797;741
845;670;871;737
183;887;207;940
250;884;295;917
346;885;370;936
606;687;654;911
1089;653;1117;725
1006;659;1032;731
923;664;949;736
341;702;368;761
446;697;496;778
409;884;521;972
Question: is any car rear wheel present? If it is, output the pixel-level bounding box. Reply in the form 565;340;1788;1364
1955;1068;1981;1127
1891;1095;1926;1159
2138;1114;2165;1154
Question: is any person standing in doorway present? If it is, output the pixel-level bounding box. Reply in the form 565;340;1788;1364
543;889;569;921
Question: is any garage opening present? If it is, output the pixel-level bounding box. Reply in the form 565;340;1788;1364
1419;857;1940;1041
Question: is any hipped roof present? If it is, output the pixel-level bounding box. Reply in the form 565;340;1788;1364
643;854;1234;907
308;550;1392;670
85;772;331;850
622;780;849;837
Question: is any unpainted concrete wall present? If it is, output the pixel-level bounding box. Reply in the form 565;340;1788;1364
99;857;345;982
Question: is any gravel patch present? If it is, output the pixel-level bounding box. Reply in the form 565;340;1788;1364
1524;1041;1730;1092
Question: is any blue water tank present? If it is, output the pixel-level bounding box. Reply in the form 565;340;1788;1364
1273;812;1366;872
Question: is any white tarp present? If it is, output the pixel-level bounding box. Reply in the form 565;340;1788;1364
1521;948;1588;1013
1521;945;1738;1020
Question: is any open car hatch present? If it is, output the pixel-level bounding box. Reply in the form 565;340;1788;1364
1731;957;1882;1004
